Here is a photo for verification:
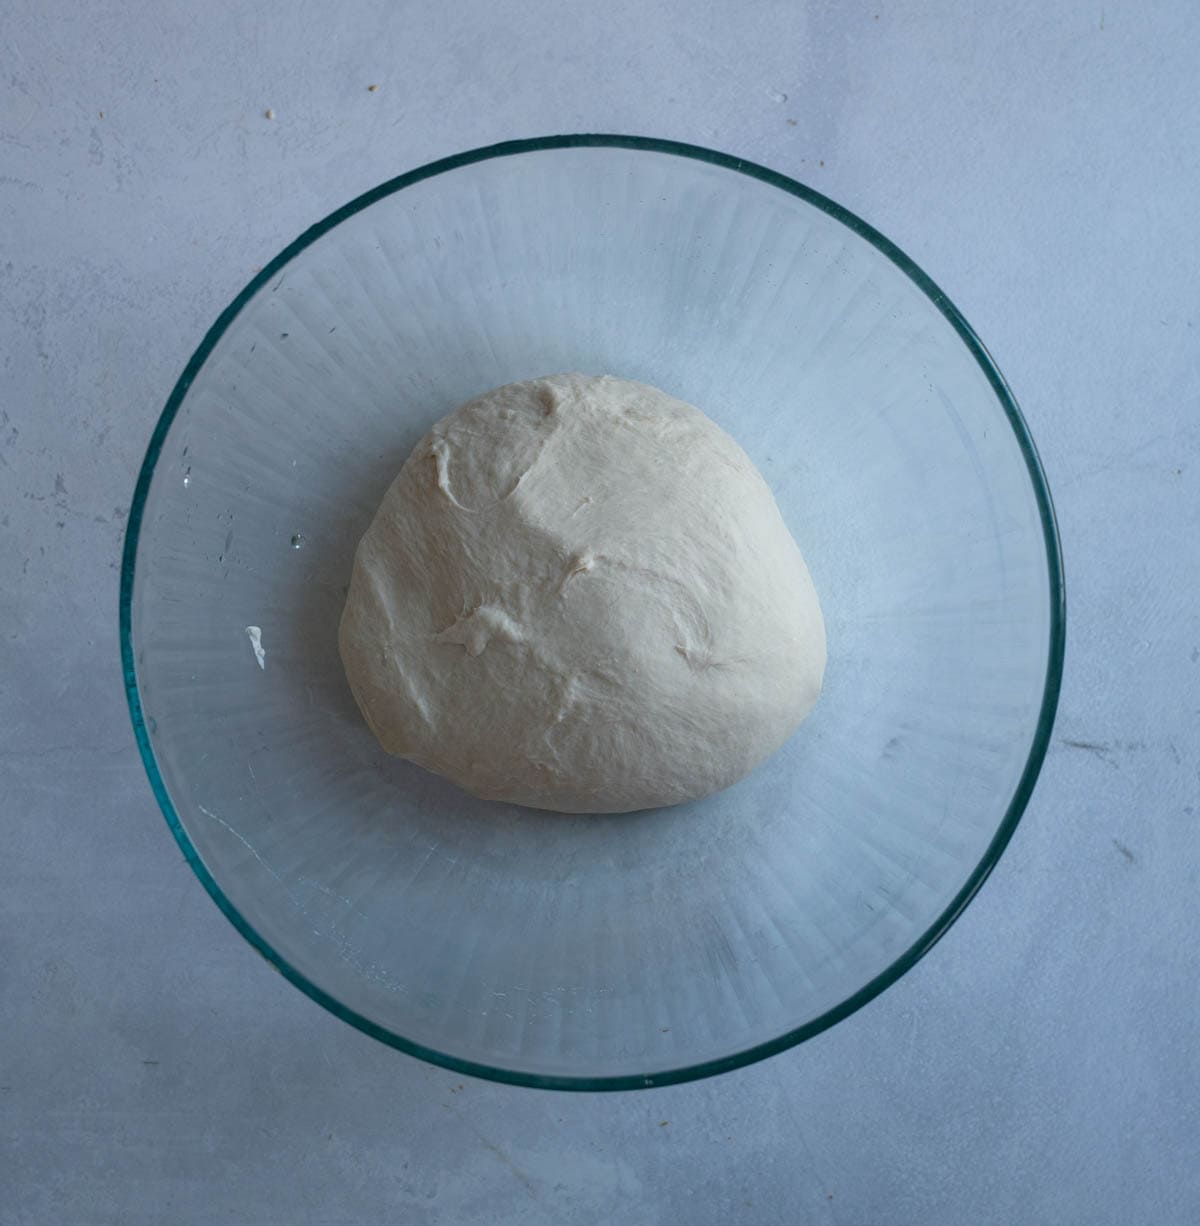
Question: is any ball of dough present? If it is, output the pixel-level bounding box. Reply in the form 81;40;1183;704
339;374;825;813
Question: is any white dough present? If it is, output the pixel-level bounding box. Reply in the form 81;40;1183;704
339;374;826;813
245;625;265;670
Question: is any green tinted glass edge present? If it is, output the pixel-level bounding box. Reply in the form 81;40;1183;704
119;134;1066;1092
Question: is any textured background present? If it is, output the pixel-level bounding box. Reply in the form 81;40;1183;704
3;2;1198;1222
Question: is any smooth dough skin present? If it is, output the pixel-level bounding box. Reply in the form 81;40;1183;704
339;374;826;813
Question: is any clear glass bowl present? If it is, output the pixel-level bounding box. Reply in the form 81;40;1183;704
121;136;1064;1089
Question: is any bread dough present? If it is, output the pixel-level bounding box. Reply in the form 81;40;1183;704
339;374;826;813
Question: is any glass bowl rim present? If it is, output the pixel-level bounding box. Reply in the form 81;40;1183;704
119;133;1066;1091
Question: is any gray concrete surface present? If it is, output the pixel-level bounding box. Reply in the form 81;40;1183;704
3;2;1198;1222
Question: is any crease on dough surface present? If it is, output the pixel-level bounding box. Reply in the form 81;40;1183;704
434;603;526;657
426;415;560;513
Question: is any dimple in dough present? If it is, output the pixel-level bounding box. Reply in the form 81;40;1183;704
339;374;826;813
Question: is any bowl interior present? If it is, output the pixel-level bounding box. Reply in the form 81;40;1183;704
126;138;1060;1087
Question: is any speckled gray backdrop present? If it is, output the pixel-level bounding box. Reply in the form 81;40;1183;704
3;2;1198;1223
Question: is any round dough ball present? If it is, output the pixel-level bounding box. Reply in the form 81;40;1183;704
339;374;826;813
